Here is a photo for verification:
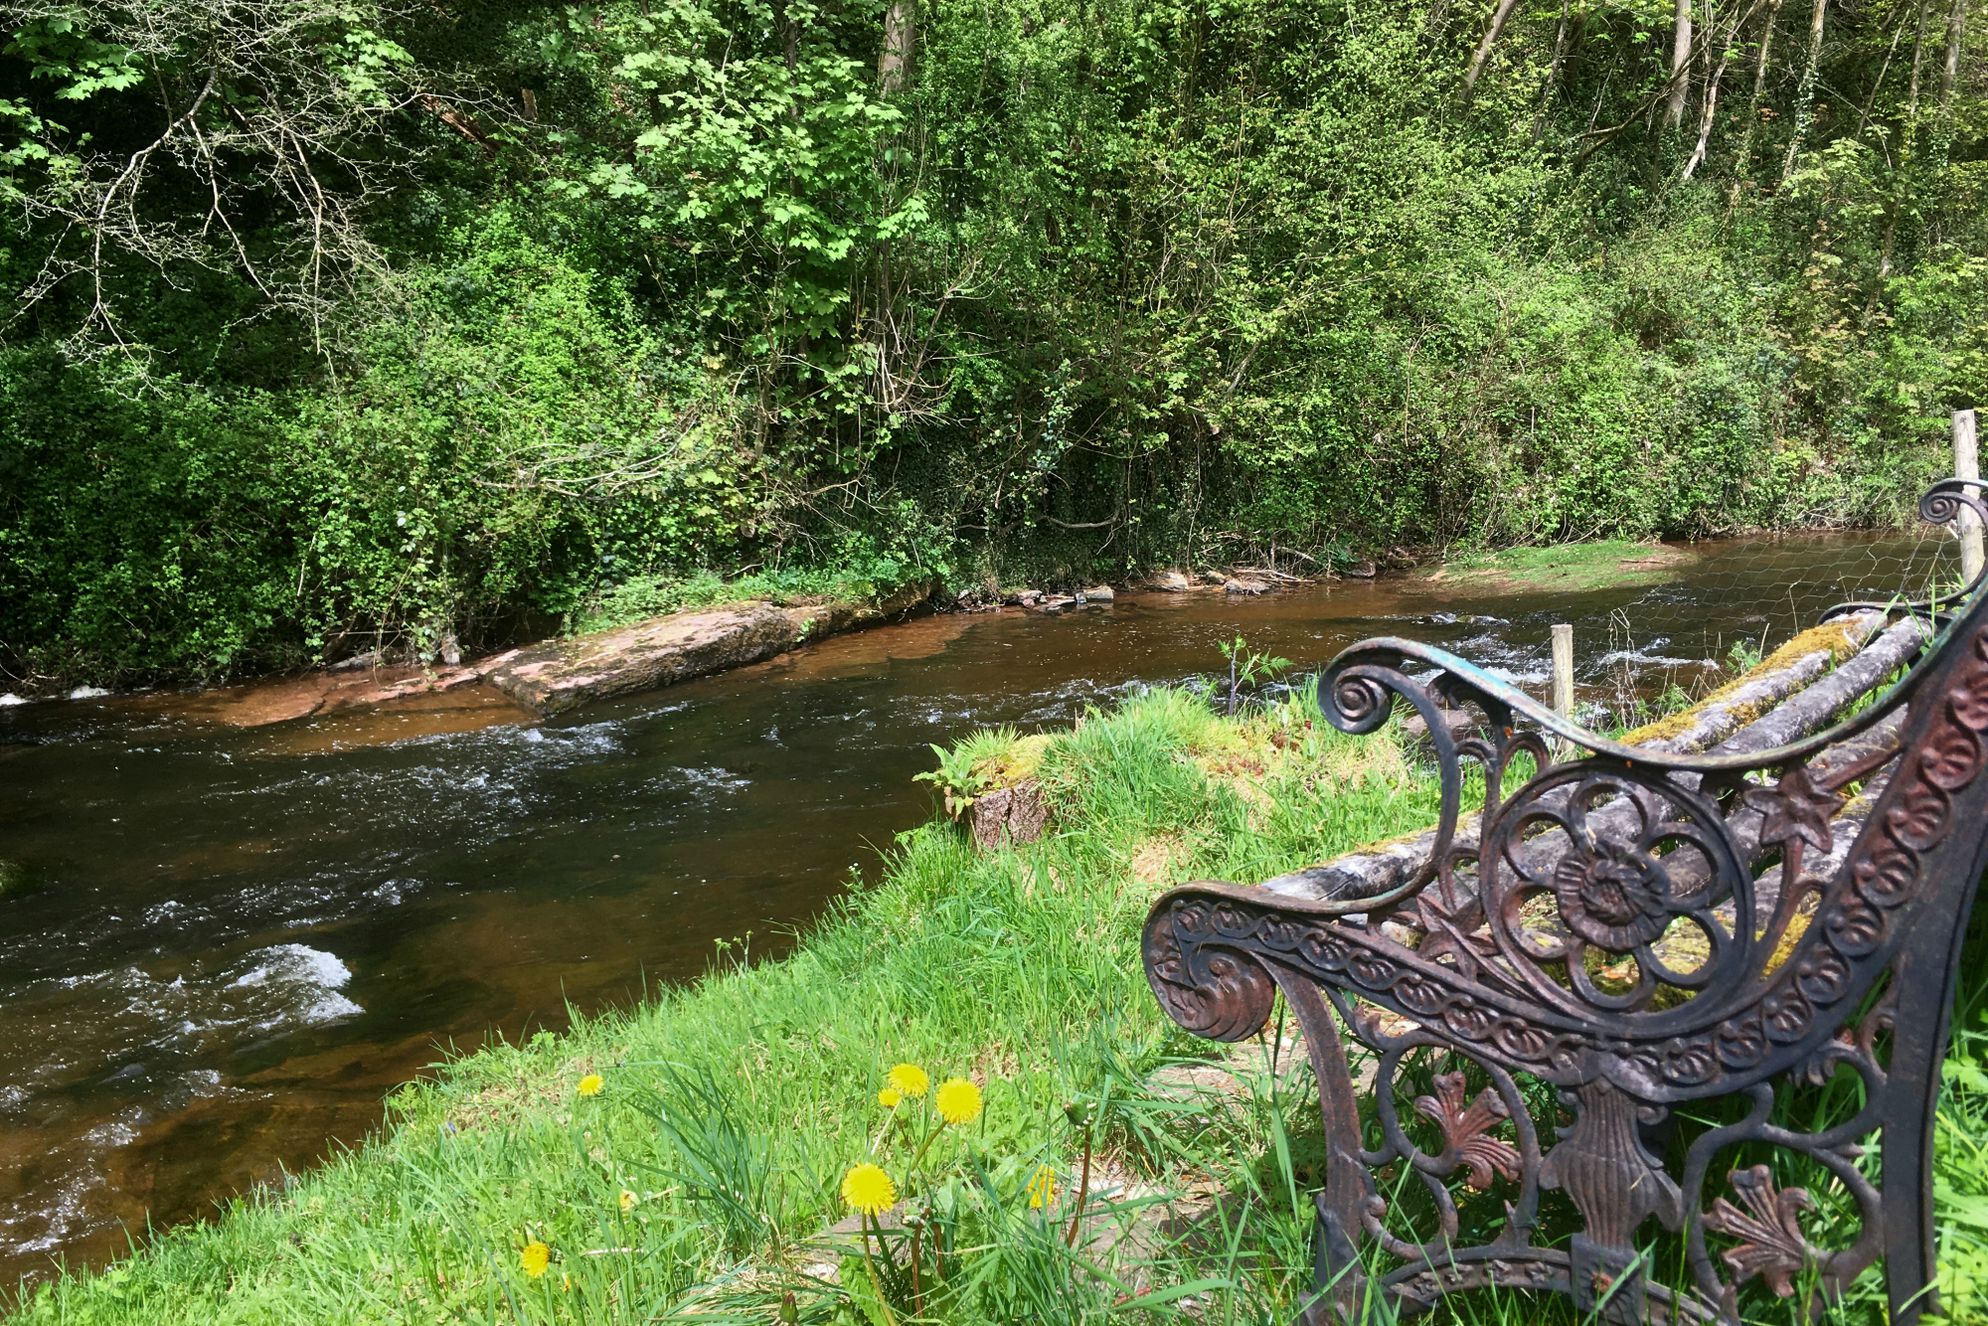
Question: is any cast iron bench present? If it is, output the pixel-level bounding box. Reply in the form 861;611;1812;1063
1143;479;1988;1324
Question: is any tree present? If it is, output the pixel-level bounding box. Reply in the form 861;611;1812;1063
0;1;480;353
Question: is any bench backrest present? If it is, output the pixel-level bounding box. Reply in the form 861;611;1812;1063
1143;479;1988;1324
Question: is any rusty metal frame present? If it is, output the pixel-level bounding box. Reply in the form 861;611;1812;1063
1144;480;1988;1323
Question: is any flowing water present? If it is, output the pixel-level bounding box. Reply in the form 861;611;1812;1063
0;531;1951;1282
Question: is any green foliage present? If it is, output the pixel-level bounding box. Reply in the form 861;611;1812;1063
1;213;765;681
0;349;301;679
1217;635;1293;715
914;726;1054;817
574;566;907;636
1;0;1983;684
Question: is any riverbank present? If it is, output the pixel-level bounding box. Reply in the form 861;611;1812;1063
13;682;1988;1324
0;536;1694;721
6;685;1435;1322
0;563;1247;719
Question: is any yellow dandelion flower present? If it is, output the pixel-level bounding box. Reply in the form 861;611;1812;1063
840;1162;897;1217
519;1241;551;1279
1026;1165;1057;1210
886;1063;929;1098
618;1189;638;1213
576;1073;605;1097
935;1077;983;1126
878;1087;902;1109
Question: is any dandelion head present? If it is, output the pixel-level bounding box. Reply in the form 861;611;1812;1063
935;1077;983;1126
878;1087;902;1109
520;1241;551;1279
576;1073;605;1098
840;1162;897;1217
1027;1165;1057;1210
886;1063;929;1098
618;1189;638;1213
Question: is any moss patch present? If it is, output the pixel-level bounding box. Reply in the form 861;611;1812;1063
1618;615;1870;746
1428;540;1689;594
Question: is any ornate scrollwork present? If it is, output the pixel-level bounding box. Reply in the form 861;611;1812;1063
1143;479;1988;1325
1140;897;1276;1042
1483;762;1753;1019
1411;1072;1521;1191
1703;1166;1824;1297
1918;476;1988;538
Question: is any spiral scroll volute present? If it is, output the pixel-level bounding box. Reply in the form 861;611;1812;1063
1142;895;1277;1042
1319;653;1411;736
1919;476;1988;536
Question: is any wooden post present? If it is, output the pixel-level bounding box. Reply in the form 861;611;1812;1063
1551;623;1575;761
1959;408;1983;586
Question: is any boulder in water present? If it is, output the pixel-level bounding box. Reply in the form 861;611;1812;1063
485;581;934;716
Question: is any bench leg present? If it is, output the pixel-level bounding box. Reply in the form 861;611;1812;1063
1273;971;1384;1324
1883;938;1971;1317
1881;841;1988;1323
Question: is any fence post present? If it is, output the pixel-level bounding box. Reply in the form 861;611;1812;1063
1958;407;1982;586
1551;623;1575;760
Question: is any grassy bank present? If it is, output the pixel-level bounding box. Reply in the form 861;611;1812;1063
1428;541;1692;594
14;686;1988;1324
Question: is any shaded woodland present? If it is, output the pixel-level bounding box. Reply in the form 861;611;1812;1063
0;0;1982;680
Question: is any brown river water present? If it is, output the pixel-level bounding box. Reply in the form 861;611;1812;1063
0;531;1953;1283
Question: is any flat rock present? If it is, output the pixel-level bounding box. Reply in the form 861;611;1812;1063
106;662;499;729
1084;584;1115;602
485;603;799;715
484;582;933;716
1148;570;1192;592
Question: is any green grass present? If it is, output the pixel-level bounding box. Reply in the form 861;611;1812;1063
12;684;1988;1324
1433;540;1687;593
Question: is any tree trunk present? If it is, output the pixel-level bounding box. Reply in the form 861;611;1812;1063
1669;0;1696;130
1683;6;1736;177
774;0;799;73
1536;0;1576;136
1780;0;1830;184
1462;0;1525;101
1905;0;1934;143
879;0;917;97
1874;0;1934;287
1940;0;1968;113
1733;0;1785;178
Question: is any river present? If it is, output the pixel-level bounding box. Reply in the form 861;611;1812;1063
0;531;1950;1281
